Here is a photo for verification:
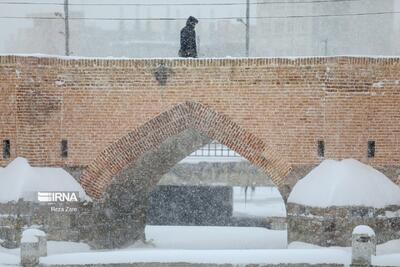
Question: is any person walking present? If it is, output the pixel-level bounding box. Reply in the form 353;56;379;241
179;16;198;58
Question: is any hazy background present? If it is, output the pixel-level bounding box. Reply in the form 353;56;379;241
0;0;399;58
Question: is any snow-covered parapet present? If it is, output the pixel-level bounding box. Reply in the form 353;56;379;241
288;159;400;208
20;228;47;267
0;157;90;203
352;225;376;266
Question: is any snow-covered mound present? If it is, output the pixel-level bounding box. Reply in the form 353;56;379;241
0;157;90;203
288;159;400;208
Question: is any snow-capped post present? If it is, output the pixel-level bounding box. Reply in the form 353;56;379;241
20;228;47;267
351;225;376;266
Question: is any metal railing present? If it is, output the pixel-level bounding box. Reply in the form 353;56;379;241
189;141;241;157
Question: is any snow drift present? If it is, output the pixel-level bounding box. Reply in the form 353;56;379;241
0;157;90;203
288;159;400;208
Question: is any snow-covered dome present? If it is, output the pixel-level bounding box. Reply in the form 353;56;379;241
288;159;400;208
0;157;90;203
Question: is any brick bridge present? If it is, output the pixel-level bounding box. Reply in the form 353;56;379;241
1;55;400;247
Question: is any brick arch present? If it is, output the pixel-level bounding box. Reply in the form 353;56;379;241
80;101;293;200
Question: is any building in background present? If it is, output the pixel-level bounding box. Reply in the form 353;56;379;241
310;0;396;56
253;0;314;57
254;0;397;57
9;12;66;55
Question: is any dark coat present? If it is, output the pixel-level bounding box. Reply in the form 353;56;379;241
179;17;198;58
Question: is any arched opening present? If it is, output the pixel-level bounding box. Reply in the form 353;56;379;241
80;101;293;248
146;141;288;249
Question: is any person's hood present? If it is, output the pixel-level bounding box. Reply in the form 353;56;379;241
186;16;198;26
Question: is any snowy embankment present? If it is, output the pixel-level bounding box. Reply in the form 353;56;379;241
289;240;400;267
0;157;90;202
288;159;400;208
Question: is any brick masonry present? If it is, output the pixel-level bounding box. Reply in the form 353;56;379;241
1;56;400;199
80;101;292;199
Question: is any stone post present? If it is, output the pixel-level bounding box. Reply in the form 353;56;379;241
20;236;39;267
37;234;47;257
20;228;47;267
351;225;376;267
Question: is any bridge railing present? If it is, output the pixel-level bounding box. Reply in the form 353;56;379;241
189;141;241;158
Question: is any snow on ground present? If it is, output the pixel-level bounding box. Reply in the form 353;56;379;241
140;225;287;250
0;157;90;203
0;256;18;267
288;159;400;208
377;239;400;255
0;245;19;267
40;249;351;266
2;226;400;266
233;186;286;218
374;254;400;266
46;241;92;255
289;239;400;256
0;241;91;257
0;226;287;266
289;240;400;266
0;241;91;267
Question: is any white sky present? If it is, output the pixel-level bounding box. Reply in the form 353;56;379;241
0;0;252;51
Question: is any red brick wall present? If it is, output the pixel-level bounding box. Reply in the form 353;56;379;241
1;56;399;187
80;101;293;198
